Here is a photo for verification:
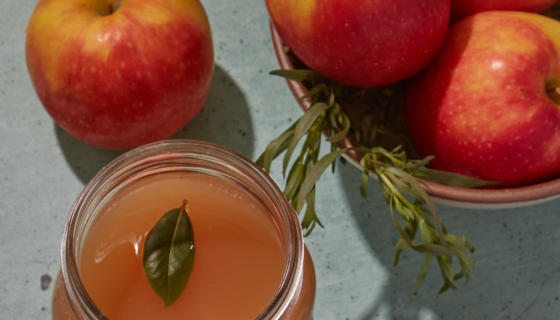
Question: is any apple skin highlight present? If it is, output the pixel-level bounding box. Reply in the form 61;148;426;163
26;0;214;150
266;0;451;88
405;11;560;188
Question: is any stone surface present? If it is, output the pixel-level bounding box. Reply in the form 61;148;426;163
1;0;560;319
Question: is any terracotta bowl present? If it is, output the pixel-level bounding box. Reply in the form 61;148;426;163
269;22;560;209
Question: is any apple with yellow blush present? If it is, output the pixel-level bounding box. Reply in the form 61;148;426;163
26;0;214;150
405;11;560;188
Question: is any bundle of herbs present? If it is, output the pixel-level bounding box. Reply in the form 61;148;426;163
256;52;498;295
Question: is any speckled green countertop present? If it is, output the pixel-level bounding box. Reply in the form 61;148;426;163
2;1;560;319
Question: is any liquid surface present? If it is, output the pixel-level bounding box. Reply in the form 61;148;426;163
79;172;286;320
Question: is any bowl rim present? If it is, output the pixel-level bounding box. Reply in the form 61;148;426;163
269;21;560;207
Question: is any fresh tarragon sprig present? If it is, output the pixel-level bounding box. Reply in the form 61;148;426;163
257;68;499;295
357;146;479;295
256;69;352;236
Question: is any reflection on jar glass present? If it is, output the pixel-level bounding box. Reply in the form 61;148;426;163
52;140;316;320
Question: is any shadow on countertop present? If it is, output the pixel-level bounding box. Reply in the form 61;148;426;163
336;157;560;320
169;64;254;158
56;64;254;184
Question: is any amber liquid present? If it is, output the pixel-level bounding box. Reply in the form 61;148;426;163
73;171;289;319
52;170;316;320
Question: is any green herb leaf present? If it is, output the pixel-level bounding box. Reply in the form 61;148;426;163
270;69;314;82
360;169;370;201
414;253;434;297
284;160;304;200
283;102;330;175
302;83;327;100
295;148;348;214
326;110;351;143
143;200;195;308
302;186;323;236
415;167;502;188
255;122;297;174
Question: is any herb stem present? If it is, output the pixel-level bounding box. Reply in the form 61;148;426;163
259;68;493;295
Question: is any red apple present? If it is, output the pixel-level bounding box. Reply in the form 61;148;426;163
404;11;560;188
451;0;557;22
265;0;451;87
26;0;214;150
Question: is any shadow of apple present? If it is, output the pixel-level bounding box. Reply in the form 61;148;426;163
56;64;254;184
169;64;254;158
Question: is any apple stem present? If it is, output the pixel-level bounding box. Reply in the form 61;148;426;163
106;1;121;14
546;87;560;106
547;87;560;95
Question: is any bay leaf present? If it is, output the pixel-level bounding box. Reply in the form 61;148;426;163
143;200;195;308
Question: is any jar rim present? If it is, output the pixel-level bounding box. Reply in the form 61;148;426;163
61;140;305;320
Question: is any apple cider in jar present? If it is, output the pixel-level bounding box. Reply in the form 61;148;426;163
52;140;315;320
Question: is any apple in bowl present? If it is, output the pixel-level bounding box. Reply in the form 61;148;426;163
405;11;560;188
265;0;451;87
451;0;557;21
26;0;214;150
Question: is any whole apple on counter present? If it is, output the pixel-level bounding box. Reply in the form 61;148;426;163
26;0;214;150
405;11;560;188
266;0;451;87
451;0;557;21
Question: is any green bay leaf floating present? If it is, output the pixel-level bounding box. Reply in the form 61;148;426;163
143;200;195;308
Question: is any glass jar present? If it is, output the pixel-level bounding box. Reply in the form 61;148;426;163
51;140;316;320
